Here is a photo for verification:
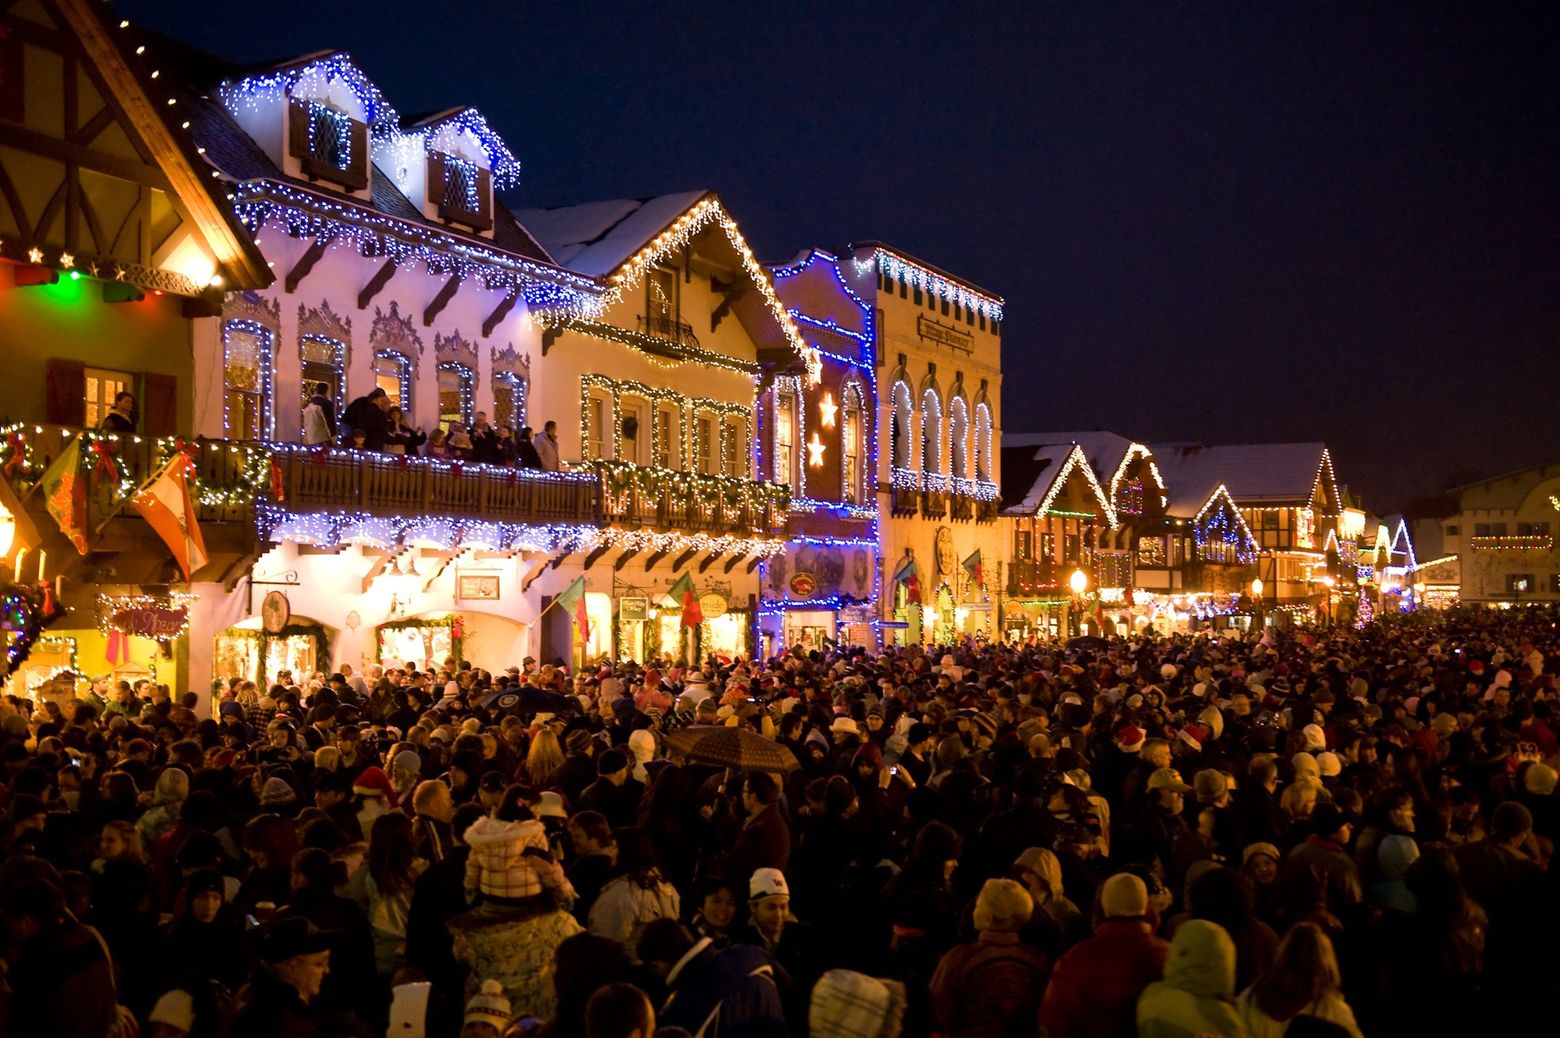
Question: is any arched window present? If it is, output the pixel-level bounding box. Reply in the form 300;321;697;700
222;319;273;439
920;388;943;477
841;382;866;504
890;381;913;470
299;335;344;433
374;350;413;414
948;396;969;481
437;361;473;430
974;402;993;483
492;373;526;430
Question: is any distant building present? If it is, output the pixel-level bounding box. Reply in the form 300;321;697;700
1443;461;1560;605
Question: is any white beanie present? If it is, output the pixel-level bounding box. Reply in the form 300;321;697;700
1301;723;1327;752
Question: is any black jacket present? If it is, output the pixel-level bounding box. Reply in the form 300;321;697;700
341;396;389;450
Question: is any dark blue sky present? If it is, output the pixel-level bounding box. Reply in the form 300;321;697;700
121;0;1560;513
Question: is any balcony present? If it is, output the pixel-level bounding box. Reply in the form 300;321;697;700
637;315;701;348
890;468;920;515
1469;535;1552;552
1007;558;1058;597
596;460;787;540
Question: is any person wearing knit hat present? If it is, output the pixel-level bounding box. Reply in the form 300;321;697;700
1315;751;1342;779
930;877;1051;1035
1039;872;1169;1038
810;969;907;1038
1300;723;1327;752
259;776;297;809
462;978;512;1036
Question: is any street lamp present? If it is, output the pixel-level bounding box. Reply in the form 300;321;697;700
1251;577;1264;632
1068;568;1088;636
1319;575;1336;626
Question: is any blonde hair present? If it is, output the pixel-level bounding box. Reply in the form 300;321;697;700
526;728;566;787
101;820;145;862
1249;922;1342;1021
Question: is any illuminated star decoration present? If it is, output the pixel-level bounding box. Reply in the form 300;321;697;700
807;432;826;468
27;247;43;264
58;252;74;269
818;391;838;429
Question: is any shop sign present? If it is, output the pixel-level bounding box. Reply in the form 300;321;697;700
261;591;290;633
789;571;817;597
698;592;728;619
917;314;973;352
620;596;648;621
111;604;188;639
457;574;501;601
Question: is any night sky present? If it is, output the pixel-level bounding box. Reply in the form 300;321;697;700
121;1;1560;514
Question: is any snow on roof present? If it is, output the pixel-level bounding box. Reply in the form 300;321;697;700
1149;442;1329;512
516;190;712;277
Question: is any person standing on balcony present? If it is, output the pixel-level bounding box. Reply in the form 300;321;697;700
534;420;560;471
384;407;427;455
100;391;137;433
514;426;542;469
469;412;501;465
302;382;337;445
342;388;391;451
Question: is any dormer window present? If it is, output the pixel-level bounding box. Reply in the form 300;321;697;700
288;98;368;191
428;151;493;232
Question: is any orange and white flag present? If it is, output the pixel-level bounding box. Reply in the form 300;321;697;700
132;456;208;581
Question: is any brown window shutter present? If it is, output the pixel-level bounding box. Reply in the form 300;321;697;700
141;372;178;436
44;360;86;426
476;166;493;227
344;118;370;191
288;97;310;159
426;152;446;211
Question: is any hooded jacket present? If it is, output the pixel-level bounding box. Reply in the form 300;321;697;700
1038;918;1168;1038
462;816;574;904
1136;919;1243;1038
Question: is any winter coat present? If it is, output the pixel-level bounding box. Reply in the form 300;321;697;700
1136;919;1244;1038
659;937;789;1038
347;860;426;975
533;431;560;470
717;803;791;888
1236;989;1362;1038
462;816;575;904
930;929;1051;1038
1037;919;1168;1038
587;873;681;955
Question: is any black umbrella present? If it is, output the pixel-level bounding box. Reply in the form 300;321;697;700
488;688;577;717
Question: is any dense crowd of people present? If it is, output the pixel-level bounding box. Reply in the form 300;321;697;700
2;606;1558;1037
306;384;561;470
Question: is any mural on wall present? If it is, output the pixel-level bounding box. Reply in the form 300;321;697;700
767;543;874;602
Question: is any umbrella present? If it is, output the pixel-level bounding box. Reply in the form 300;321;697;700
665;724;799;772
487;688;578;717
1066;635;1108;650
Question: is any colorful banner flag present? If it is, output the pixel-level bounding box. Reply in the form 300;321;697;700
667;571;702;627
555;575;590;643
131;455;209;581
892;555;920;604
961;548;983;589
40;434;88;555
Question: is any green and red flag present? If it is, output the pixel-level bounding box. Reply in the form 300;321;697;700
961;548;983;589
667;571;702;627
555;575;590;643
40;434;88;555
892;555;920;604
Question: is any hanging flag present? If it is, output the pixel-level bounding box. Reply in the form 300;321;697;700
40;434;88;555
961;548;983;589
131;455;209;581
667;571;702;627
892;555;921;604
555;575;591;644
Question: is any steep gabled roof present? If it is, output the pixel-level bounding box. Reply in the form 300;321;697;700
1150;442;1334;510
1000;441;1117;524
519;191;817;370
1005;432;1163;506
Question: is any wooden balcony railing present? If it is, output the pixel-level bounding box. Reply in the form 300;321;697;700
270;445;601;526
596;460;788;539
0;424;267;531
1007;558;1059;597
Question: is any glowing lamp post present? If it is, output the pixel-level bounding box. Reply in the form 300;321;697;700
1251;577;1264;632
1068;568;1088;636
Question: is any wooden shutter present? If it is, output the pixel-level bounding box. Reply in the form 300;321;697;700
287;97;309;158
141;372;178;436
44;360;85;426
343;118;370;191
473;167;494;230
426;152;446;212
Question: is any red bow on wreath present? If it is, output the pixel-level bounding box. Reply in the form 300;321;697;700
269;458;287;503
170;437;199;478
506;470;518;486
450;461;464;479
88;438;121;484
396;454;412;470
3;432;26;478
310;445;329;467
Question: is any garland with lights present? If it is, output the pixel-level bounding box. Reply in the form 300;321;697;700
580;376;753;478
222;319;276;440
436;361;475;427
256;503;597;553
1468;535;1553;552
554;318;763;375
594;459;789;529
95;591;197;638
852;248;1004;321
